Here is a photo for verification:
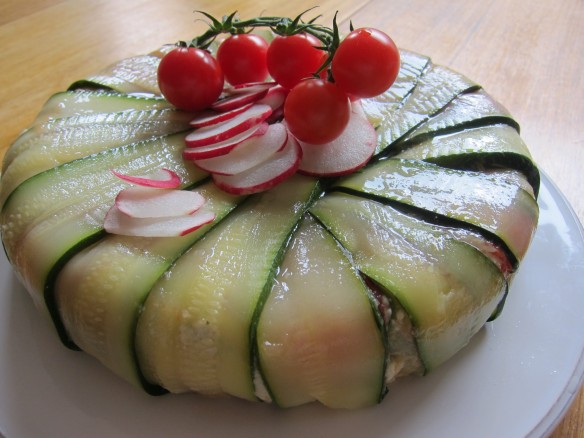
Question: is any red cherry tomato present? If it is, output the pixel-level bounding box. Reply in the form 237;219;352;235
267;33;327;90
284;78;351;145
331;28;400;98
216;34;269;85
157;46;224;111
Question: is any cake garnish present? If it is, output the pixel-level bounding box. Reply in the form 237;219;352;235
104;169;215;237
157;10;400;194
111;168;182;189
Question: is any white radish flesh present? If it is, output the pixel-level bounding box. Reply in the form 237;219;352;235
183;122;269;160
297;102;377;177
225;81;276;94
185;104;272;148
111;168;182;189
104;204;215;237
189;103;254;128
193;123;288;176
257;85;288;111
213;135;302;195
115;187;206;218
211;89;270;112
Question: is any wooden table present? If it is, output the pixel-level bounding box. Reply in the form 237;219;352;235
1;0;582;436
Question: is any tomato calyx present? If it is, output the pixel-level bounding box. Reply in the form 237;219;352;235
190;8;335;52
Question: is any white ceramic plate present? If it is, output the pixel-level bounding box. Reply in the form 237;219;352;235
1;173;583;438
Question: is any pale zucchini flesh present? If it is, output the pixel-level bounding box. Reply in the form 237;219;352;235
54;183;242;392
371;64;479;154
335;158;539;262
3;91;172;171
395;124;540;194
68;55;162;95
310;193;507;371
135;175;319;400
1;109;194;205
1;133;207;313
34;90;171;125
256;215;386;408
400;90;519;145
361;50;430;128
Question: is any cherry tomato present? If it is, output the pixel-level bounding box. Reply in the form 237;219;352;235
331;28;400;98
267;33;327;90
216;34;269;85
284;78;350;145
157;46;224;111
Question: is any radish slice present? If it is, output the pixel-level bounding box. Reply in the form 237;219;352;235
183;122;269;160
257;85;288;111
111;168;181;189
266;105;285;124
185;104;272;148
297;102;377;177
211;89;270;112
189;103;254;128
225;81;276;94
194;123;288;176
104;204;215;237
213;135;302;195
115;187;206;218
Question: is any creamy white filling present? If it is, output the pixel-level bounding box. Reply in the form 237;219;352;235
384;295;424;384
253;368;272;403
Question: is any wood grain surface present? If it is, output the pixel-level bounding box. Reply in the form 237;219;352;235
0;0;582;436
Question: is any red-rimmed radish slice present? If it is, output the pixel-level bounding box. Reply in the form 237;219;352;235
213;135;302;195
190;103;254;128
104;204;215;237
185;104;272;148
297;102;377;177
257;85;288;111
115;187;206;218
225;81;276;94
211;88;270;112
194;123;288;176
266;105;285;124
183;122;269;160
111;168;181;189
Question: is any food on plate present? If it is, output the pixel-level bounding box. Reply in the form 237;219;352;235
0;10;539;409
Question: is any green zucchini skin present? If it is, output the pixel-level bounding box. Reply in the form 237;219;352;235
369;64;480;154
